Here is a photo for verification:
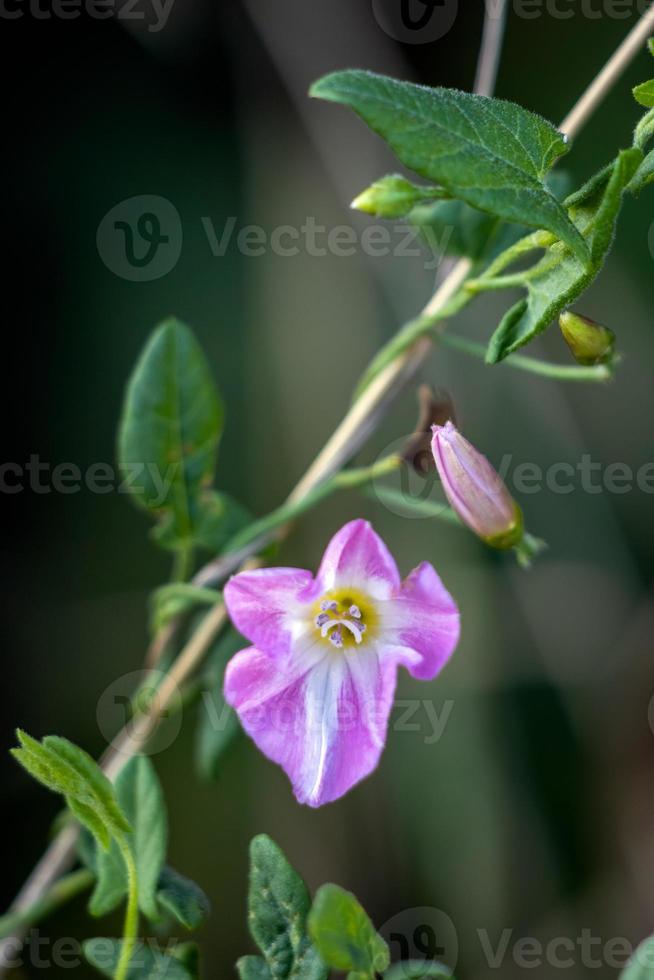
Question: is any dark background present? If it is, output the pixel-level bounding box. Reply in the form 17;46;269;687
2;1;654;977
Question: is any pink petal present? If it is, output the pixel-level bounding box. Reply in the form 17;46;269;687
380;561;460;680
223;567;316;658
316;519;400;599
224;644;397;807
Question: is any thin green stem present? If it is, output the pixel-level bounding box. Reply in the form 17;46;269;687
171;543;194;583
366;484;462;525
114;837;139;980
439;332;612;381
0;869;94;940
464;273;529;293
473;230;555;281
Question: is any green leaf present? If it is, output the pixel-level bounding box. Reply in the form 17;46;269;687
409;170;572;265
118;318;224;553
195;628;244;781
310;70;588;264
11;731;130;851
308;884;390;978
628;148;654;194
84;938;192;979
486;148;642;362
157;866;210;930
247;835;328;980
66;799;113;854
90;756;167;922
238;956;274;980
633;80;654;108
384;962;453;980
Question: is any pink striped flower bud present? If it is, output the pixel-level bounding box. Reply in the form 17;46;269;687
431;421;523;549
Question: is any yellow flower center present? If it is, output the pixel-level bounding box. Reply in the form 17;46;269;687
312;587;378;650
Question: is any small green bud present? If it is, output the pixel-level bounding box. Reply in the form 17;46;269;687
559;311;615;366
351;174;445;219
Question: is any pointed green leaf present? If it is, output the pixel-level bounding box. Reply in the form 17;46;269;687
42;736;131;837
11;732;130;851
486;148;642;362
311;70;588;264
66;797;111;852
84;939;192;979
308;884;389;977
91;756;167;922
157;866;210;930
628;148;654;194
118;318;224;552
634;80;654;108
409;171;572;266
247;835;328;980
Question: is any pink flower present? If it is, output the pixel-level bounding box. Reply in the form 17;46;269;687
223;519;460;807
431;421;523;549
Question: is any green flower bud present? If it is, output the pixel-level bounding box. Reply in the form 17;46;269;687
559;311;615;366
351;174;444;219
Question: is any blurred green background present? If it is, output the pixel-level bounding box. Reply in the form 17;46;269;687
2;2;654;978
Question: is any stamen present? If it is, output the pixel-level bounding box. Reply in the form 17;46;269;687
340;619;364;643
316;596;368;648
329;625;343;648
